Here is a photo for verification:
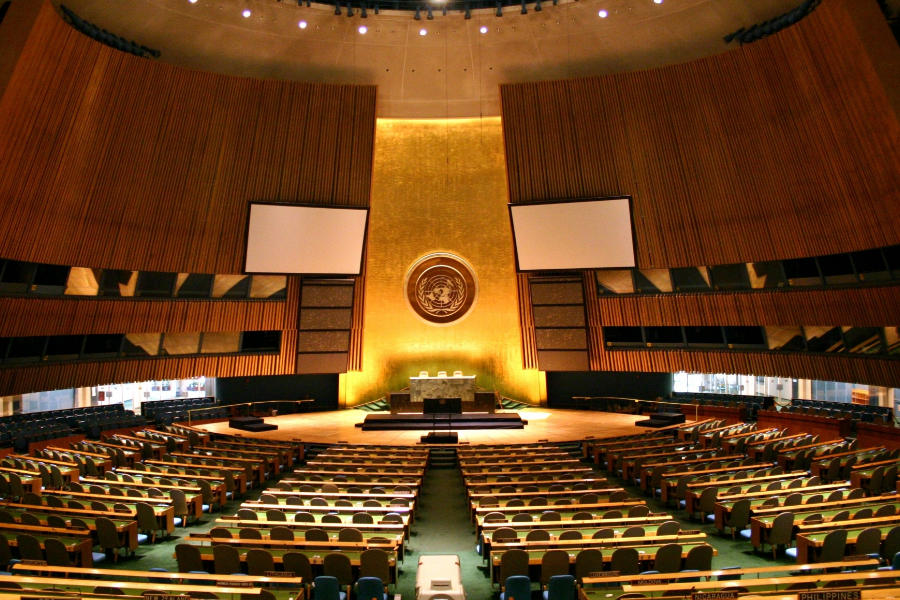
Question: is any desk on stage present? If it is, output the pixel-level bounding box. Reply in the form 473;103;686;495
409;373;476;404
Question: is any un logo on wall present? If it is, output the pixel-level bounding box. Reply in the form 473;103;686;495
405;253;477;325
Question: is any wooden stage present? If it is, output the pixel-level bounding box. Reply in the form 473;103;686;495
195;408;649;445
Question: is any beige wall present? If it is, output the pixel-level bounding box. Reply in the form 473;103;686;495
340;118;544;406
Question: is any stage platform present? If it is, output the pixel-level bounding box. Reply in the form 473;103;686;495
195;408;653;445
356;412;526;431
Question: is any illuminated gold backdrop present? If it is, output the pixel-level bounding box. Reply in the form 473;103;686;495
340;118;544;406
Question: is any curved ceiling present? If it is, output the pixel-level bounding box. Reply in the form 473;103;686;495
58;0;804;117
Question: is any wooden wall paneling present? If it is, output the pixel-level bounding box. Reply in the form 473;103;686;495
856;422;900;450
582;269;604;370
593;286;900;327
348;272;365;372
0;2;377;273
517;273;538;369
756;410;853;441
598;349;900;389
500;0;900;267
0;297;289;337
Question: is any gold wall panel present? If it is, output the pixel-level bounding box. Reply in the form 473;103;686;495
341;118;543;406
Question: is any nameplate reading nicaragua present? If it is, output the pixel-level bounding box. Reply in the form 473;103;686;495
691;591;739;600
798;592;861;600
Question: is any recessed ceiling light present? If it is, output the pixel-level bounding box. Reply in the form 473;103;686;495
479;25;488;34
653;0;663;4
298;20;308;28
598;9;608;17
188;0;198;4
419;28;427;36
358;25;368;34
242;8;252;18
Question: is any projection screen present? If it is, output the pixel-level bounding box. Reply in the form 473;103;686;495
509;197;635;271
245;203;368;274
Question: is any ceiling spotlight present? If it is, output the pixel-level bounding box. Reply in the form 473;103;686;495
495;1;502;16
361;5;367;17
358;25;367;33
414;5;421;19
298;19;307;28
520;0;526;14
479;25;488;34
419;27;427;35
598;9;607;17
241;8;251;17
534;0;541;11
188;0;198;4
426;4;433;19
653;0;663;3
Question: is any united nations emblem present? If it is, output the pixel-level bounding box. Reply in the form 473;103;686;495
405;254;477;325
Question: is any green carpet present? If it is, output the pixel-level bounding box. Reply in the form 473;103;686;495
394;466;495;600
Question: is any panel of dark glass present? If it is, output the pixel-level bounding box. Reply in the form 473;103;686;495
884;245;900;272
634;271;664;293
0;260;35;294
45;335;84;358
749;261;786;288
842;327;883;354
6;336;45;361
33;264;71;287
603;326;643;344
818;253;856;285
177;274;214;298
99;270;133;296
644;326;684;345
121;336;158;357
805;327;844;353
709;264;750;290
83;334;123;356
684;326;724;345
783;257;821;286
723;326;766;347
222;276;251;299
240;331;281;352
671;267;711;292
136;272;177;298
850;248;890;281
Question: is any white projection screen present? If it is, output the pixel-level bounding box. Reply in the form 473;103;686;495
509;198;636;271
245;203;368;274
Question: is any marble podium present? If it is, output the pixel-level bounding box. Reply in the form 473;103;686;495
409;372;476;404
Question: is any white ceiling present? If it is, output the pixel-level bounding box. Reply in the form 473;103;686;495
57;0;811;117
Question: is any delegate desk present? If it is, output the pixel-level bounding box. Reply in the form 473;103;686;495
748;499;900;548
1;499;174;535
490;542;715;583
190;545;398;582
0;507;139;551
793;520;900;563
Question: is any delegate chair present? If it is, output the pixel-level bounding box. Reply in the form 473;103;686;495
543;574;575;600
500;575;531;600
356;576;388;600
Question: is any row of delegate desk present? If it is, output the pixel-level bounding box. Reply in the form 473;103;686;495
458;442;717;584
180;443;428;584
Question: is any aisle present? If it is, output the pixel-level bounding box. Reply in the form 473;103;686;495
397;466;494;600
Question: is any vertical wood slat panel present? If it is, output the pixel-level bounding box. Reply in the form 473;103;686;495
500;0;900;268
516;273;538;369
593;286;900;327
0;297;289;336
0;2;377;274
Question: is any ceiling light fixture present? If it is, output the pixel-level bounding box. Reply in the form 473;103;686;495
241;8;251;18
598;9;608;17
